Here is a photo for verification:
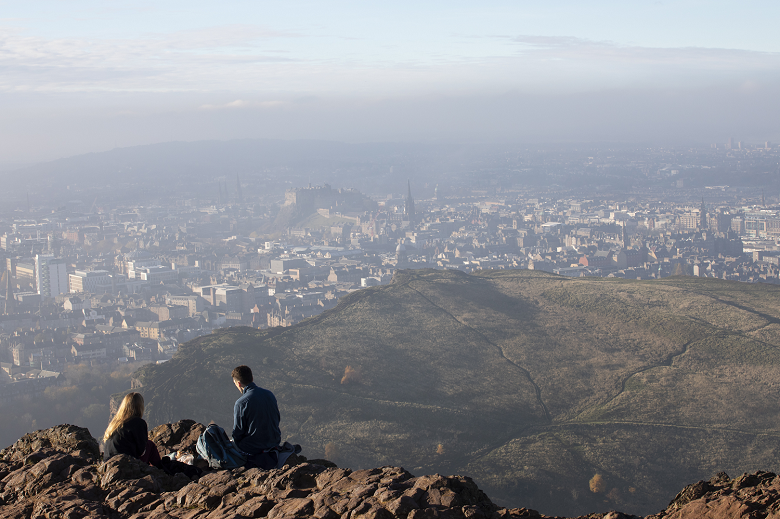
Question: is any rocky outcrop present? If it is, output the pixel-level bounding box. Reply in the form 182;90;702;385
3;422;779;519
0;423;100;463
646;470;780;519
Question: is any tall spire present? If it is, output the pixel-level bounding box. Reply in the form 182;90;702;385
404;180;415;219
621;222;629;248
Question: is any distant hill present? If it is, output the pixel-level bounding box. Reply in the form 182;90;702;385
0;139;432;205
134;269;780;517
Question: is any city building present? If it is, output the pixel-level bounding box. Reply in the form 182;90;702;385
35;254;68;298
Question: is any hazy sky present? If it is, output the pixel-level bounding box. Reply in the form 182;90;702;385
1;1;779;165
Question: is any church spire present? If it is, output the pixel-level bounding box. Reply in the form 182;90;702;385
404;180;415;219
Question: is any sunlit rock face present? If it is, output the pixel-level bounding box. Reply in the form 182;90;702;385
3;422;780;518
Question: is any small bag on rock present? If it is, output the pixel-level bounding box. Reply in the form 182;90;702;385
196;424;247;470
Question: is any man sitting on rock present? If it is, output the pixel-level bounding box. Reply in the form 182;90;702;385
231;364;290;468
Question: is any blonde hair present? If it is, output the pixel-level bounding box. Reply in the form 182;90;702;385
103;392;144;442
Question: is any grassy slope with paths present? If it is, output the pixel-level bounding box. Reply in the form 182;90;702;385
135;269;780;517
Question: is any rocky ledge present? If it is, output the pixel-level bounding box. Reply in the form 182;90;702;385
0;422;777;519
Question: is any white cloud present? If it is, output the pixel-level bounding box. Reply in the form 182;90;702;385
199;99;288;110
0;21;778;97
510;34;780;70
0;23;298;93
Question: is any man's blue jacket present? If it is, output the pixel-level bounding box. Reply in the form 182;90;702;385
232;382;281;454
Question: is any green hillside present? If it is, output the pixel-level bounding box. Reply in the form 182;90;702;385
134;269;780;516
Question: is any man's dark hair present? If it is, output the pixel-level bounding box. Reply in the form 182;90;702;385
232;365;253;385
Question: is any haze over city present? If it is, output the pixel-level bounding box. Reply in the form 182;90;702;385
4;3;780;518
1;0;779;168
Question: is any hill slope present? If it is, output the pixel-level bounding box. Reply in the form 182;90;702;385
134;269;780;516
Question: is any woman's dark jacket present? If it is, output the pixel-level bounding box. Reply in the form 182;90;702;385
104;416;148;460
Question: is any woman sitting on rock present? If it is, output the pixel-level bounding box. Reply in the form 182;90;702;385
103;392;161;467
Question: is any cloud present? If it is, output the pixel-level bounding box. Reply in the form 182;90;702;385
509;34;780;70
152;24;297;51
0;21;778;97
0;23;298;93
199;99;288;110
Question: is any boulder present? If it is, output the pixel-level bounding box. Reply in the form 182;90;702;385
149;419;206;456
0;424;100;463
99;453;192;493
2;452;85;500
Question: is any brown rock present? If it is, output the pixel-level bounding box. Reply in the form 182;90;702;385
0;500;34;519
411;475;494;513
314;504;340;519
0;425;100;463
662;494;756;518
99;453;190;493
350;468;383;485
72;466;98;486
236;496;277;517
375;487;403;504
355;505;395;519
602;512;641;519
204;503;241;519
385;495;421;518
350;500;373;517
402;487;426;506
280;488;313;499
310;488;340;510
270;462;326;491
353;483;379;499
328;475;362;494
379;467;414;487
175;481;223;508
220;490;249;507
709;472;731;486
331;496;353;515
408;509;440;519
149;419;206;456
732;471;776;490
462;505;489;519
106;486;140;509
208;482;239;498
0;452;86;500
667;480;714;510
116;491;164;515
29;482;111;519
349;494;379;514
199;470;237;488
164;509;210;518
241;467;274;489
316;467;353;490
266;497;315;518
